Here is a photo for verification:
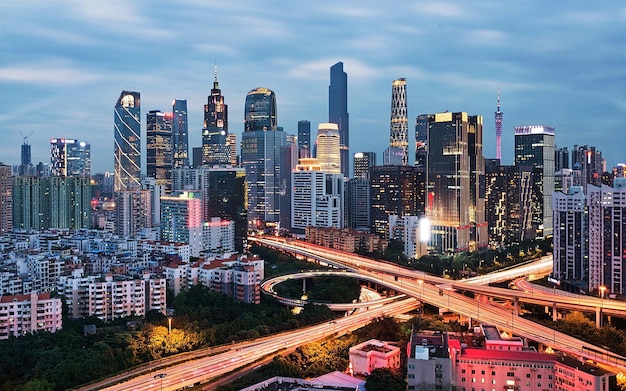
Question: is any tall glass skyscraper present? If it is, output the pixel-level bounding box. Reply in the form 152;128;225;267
514;125;555;238
390;78;408;166
316;123;341;174
146;110;173;191
114;90;141;192
50;138;91;177
203;67;229;166
241;87;285;226
297;120;311;159
172;99;189;169
329;62;349;178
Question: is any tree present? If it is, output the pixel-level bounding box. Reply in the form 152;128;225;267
365;367;406;391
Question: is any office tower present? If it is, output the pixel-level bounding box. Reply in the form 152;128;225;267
495;90;503;160
141;177;166;226
114;186;152;238
114;90;141;192
0;164;11;234
172;166;248;252
12;176;91;230
241;87;285;225
279;140;298;231
553;186;588;292
485;159;535;247
514;125;555;237
555;146;569;172
161;191;203;257
291;158;343;233
383;147;404;166
353;152;375;180
297;120;311;159
572;145;604;190
418;112;487;252
192;147;203;168
202;67;229;166
329;62;349;177
316;123;341;174
389;78;408;166
146;110;173;190
226;133;238;166
588;179;626;294
172;99;189;169
19;133;33;176
345;178;370;232
370;165;421;237
50;139;91;177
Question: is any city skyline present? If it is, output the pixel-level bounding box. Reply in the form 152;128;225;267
1;1;624;173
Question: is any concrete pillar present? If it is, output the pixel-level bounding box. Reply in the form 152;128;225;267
596;307;602;329
552;303;558;322
513;297;520;317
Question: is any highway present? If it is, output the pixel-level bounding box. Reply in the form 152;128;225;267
83;298;419;391
251;237;626;372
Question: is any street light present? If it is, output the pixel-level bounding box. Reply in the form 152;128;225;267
168;317;172;335
154;373;166;391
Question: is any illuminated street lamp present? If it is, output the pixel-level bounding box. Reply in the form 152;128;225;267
154;373;166;391
168;317;172;335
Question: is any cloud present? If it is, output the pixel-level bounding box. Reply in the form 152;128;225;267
0;59;102;85
463;29;510;47
409;2;465;18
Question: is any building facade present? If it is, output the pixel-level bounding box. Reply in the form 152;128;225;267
345;178;370;232
0;164;11;235
329;62;349;178
114;90;141;192
114;187;152;238
297;120;311;159
316;123;341;174
0;292;62;340
515;125;555;238
50;138;91;177
146;110;173;191
353;152;375;180
172;99;189;169
160;191;203;257
202;68;229;166
390;78;408;166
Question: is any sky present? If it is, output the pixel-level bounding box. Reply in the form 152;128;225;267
0;1;625;174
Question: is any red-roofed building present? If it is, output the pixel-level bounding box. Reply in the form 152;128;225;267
0;292;62;340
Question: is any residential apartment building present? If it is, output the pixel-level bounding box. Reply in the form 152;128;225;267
0;292;63;340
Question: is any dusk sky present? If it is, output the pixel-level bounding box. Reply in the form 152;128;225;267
1;1;624;173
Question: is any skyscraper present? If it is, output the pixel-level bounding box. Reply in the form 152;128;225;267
114;186;152;238
297;120;311;159
329;62;349;177
418;112;487;252
114;90;141;192
390;78;408;166
495;90;503;160
241;87;284;226
353;152;376;180
315;123;341;174
50;138;91;177
514;125;555;237
0;164;11;234
172;99;189;169
571;144;604;190
146;110;173;190
19;133;34;176
202;66;229;166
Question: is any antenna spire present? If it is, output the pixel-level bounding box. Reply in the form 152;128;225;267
213;63;219;90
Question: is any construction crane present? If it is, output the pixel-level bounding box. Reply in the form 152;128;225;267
19;131;33;144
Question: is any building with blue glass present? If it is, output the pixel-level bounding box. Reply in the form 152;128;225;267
114;90;141;192
172;99;189;169
329;62;349;178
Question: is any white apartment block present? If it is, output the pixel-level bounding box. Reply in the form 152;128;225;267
389;215;427;259
0;292;62;340
349;339;401;376
138;240;191;263
201;218;235;255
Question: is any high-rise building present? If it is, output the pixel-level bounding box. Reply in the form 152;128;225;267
485;159;535;246
241;87;285;226
172;166;248;252
353;152;376;180
172;99;189;169
383;147;404;166
114;186;152;238
315;123;341;174
418;112;487;252
370;165;422;237
329;62;349;178
291;158;343;233
553;186;588;292
202;67;229;166
19;133;33;176
161;191;203;257
0;164;11;235
345;178;370;232
226;133;238;166
13;176;91;230
146;110;173;190
114;90;141;192
279;140;298;231
389;78;408;166
494;89;503;160
572;144;604;190
50;138;91;177
555;146;569;172
297;120;311;159
514;125;555;238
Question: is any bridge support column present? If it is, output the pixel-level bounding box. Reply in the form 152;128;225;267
596;307;602;329
513;298;520;317
552;303;558;322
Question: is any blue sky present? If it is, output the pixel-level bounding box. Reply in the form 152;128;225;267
1;1;624;173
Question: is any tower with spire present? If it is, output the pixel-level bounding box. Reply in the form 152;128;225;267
495;89;503;160
202;65;229;166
